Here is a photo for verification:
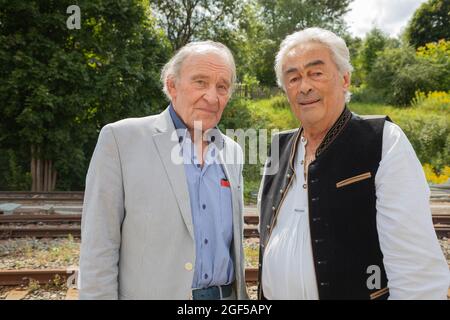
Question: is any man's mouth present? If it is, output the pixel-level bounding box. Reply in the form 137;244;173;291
196;107;217;114
298;98;321;106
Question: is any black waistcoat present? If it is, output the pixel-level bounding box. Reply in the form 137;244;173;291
258;107;391;300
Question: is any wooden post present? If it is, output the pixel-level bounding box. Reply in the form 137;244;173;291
48;161;52;192
43;159;48;192
36;147;41;192
51;170;57;191
31;145;36;192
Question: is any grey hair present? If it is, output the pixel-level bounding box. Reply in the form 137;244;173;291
160;40;236;100
275;27;354;103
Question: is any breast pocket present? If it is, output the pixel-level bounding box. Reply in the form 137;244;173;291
336;172;372;188
219;181;234;238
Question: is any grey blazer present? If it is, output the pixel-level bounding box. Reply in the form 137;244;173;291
79;108;248;299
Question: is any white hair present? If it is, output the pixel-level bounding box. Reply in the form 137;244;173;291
275;27;354;103
160;41;236;100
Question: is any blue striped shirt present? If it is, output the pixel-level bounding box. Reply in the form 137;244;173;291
169;105;234;289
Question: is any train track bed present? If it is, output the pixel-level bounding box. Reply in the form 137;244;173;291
0;238;79;270
0;284;74;300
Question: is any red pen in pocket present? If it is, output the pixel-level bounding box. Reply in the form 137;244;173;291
220;178;230;188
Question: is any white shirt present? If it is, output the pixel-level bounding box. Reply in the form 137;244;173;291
261;121;450;300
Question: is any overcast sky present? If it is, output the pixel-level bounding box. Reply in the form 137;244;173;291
344;0;428;38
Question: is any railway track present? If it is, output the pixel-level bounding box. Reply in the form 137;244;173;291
0;213;82;239
0;191;449;238
0;267;258;300
0;214;448;239
0;267;257;287
1;189;449;206
0;214;81;223
0;226;81;239
0;191;84;199
0;191;84;205
1;267;449;300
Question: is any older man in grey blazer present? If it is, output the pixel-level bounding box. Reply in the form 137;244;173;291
79;41;248;300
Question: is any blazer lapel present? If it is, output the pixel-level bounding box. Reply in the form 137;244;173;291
152;108;194;240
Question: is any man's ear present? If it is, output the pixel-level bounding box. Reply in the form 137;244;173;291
167;77;177;101
342;72;351;90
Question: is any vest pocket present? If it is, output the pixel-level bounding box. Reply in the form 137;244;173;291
336;172;372;188
369;287;389;300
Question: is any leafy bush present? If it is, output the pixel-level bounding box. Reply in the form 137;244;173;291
0;149;31;190
367;46;443;106
416;40;450;90
350;102;449;170
412;91;450;113
350;84;387;104
364;40;449;106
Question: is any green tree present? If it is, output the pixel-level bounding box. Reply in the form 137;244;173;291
254;0;352;85
351;28;399;86
258;0;352;42
210;0;273;84
367;46;444;106
406;0;450;48
0;0;169;190
416;39;450;90
150;0;243;51
359;29;389;76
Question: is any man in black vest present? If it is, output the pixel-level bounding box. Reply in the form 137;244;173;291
258;27;449;300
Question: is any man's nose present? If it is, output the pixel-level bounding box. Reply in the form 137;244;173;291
299;78;313;95
203;87;219;105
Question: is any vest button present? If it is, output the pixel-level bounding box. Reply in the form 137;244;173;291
312;217;322;222
311;178;319;183
320;282;330;287
312;197;319;202
317;260;327;265
286;173;291;178
314;239;325;244
279;189;283;194
272;206;276;211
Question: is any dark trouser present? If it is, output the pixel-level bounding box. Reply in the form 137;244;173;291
192;284;235;300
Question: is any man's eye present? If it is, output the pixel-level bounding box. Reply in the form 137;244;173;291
311;72;323;77
289;77;299;84
217;85;229;93
196;80;206;85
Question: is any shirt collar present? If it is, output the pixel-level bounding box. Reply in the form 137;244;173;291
169;103;187;130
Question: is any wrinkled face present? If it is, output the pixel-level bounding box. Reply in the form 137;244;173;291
282;42;350;128
167;53;232;132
